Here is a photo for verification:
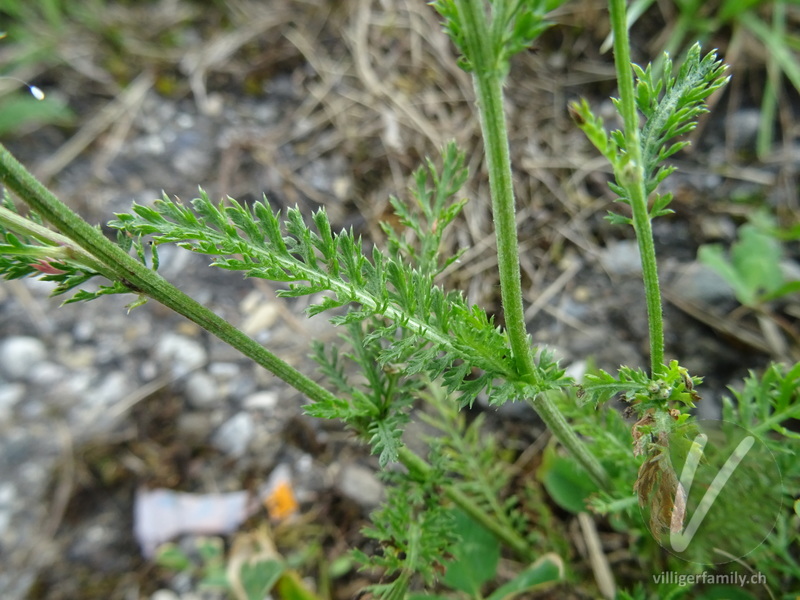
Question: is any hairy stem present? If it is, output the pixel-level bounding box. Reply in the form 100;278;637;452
455;0;532;376
529;393;610;489
608;0;665;372
455;0;611;490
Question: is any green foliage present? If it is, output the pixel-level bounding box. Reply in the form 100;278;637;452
0;91;73;136
537;444;599;514
630;44;728;211
156;536;322;600
440;508;500;595
309;321;419;467
581;360;701;416
0;0;102;135
720;364;800;589
722;362;800;441
353;475;458;599
698;211;800;306
430;0;564;76
484;556;562;600
0;192;147;305
235;559;285;600
549;388;642;524
572;43;728;225
619;0;799;157
416;508;562;599
417;383;533;546
382;143;468;277
155;537;229;592
109;147;566;415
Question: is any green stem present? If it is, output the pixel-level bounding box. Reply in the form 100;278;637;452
455;0;611;490
454;0;533;377
608;0;665;373
0;141;534;559
0;204;113;276
529;393;610;489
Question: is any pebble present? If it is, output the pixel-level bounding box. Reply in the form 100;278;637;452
150;591;180;600
0;336;47;380
0;482;16;537
781;259;800;283
0;383;25;420
176;412;214;444
243;390;279;411
183;371;220;410
208;362;240;378
211;412;254;458
155;334;207;377
599;240;642;276
24;361;65;387
89;371;132;408
336;463;384;509
669;261;737;305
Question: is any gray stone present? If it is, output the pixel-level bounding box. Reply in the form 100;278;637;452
176;412;214;444
211;412;254;458
150;590;180;600
0;383;25;420
781;259;800;283
336;463;384;509
0;337;47;380
0;481;16;537
670;261;737;305
599;240;642;276
183;371;219;409
155;333;207;377
26;361;66;386
89;371;132;408
243;390;279;411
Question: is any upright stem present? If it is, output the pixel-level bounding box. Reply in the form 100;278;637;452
454;0;610;490
608;0;665;373
455;0;533;376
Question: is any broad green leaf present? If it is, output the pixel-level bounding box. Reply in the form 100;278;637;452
442;508;499;595
486;553;563;600
730;224;783;300
154;543;192;571
237;559;285;600
697;243;750;304
693;586;758;600
538;445;599;514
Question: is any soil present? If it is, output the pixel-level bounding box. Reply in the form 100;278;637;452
0;1;797;599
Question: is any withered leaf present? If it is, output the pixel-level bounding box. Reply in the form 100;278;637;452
633;432;686;537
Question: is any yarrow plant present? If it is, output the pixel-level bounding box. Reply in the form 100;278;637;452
0;0;798;597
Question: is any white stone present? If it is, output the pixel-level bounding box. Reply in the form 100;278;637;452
599;240;642;276
155;333;207;377
0;336;47;380
336;464;384;509
184;371;219;409
211;412;254;458
150;590;180;600
243;390;279;411
0;383;25;420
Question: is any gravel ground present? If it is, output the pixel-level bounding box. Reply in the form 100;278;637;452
0;1;798;598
